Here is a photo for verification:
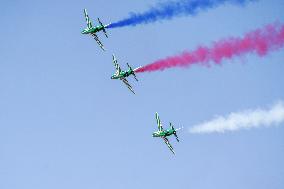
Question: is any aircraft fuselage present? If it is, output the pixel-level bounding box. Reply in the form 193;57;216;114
81;26;104;34
152;129;175;137
111;69;134;79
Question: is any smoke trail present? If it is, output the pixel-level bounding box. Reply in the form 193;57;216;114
189;101;284;134
107;0;253;29
136;23;284;73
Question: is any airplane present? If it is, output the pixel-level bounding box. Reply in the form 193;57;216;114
111;54;141;94
152;112;182;155
81;9;111;51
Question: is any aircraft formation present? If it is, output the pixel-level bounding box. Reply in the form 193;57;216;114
81;9;182;154
81;5;284;154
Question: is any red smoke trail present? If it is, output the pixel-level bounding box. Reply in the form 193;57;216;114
136;23;284;73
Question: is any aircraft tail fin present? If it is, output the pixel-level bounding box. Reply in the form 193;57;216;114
84;9;93;29
98;18;108;38
170;122;180;142
127;63;138;82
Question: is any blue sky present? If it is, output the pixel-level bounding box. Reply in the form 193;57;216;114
0;0;284;189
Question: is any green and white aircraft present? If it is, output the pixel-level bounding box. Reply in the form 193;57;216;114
152;112;182;155
111;54;141;94
81;9;111;51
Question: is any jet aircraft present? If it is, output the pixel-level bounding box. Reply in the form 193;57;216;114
111;54;141;94
152;112;182;154
81;9;111;51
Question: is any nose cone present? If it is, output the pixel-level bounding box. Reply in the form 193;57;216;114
81;29;87;34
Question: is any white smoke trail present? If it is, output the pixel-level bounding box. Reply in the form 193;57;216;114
189;101;284;134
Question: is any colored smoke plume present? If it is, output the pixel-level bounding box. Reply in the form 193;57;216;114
189;101;284;133
107;0;253;29
136;23;284;73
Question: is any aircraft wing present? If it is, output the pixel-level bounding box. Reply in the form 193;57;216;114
155;112;163;131
84;9;92;29
121;78;135;94
112;54;121;75
162;137;175;155
91;33;105;51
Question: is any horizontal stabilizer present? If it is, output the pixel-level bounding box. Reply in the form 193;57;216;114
127;63;139;82
170;123;182;142
98;18;108;38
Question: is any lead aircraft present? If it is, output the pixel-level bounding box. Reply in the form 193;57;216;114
81;9;111;51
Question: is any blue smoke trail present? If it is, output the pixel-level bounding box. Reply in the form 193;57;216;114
107;0;253;29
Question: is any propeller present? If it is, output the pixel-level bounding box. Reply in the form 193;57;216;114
98;18;108;38
127;63;138;82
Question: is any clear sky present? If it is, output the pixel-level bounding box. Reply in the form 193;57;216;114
0;0;284;189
